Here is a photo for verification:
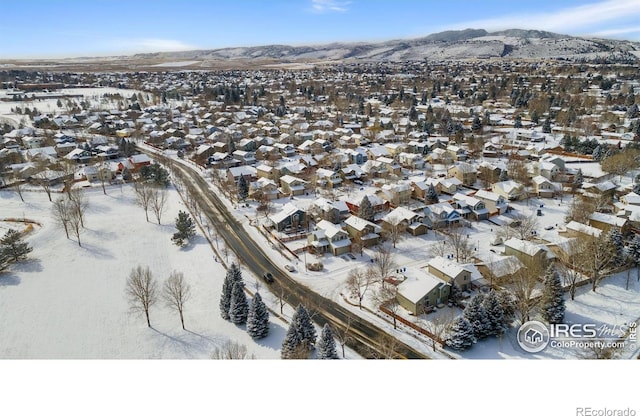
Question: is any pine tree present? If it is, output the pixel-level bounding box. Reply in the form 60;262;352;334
281;304;317;358
471;115;482;132
316;324;339;359
607;227;624;266
514;114;522;129
482;290;505;337
463;294;491;340
497;290;516;329
358;195;374;222
445;316;476;351
426;183;439;204
540;265;565;324
573;169;584;188
498;169;509;182
237;175;248;201
0;229;32;262
542;118;552;133
247;292;270;340
281;321;306;359
220;263;242;320
229;280;248;325
592;145;604;162
172;210;196;247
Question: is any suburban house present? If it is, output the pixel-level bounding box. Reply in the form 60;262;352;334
504;238;554;270
377;182;412;207
256;164;277;180
380;207;428;236
447;162;477;187
307;220;352;256
437;177;462;195
309;198;350;223
227;165;257;185
269;202;306;232
427;256;480;291
620;192;640;206
424;202;461;229
452;193;489;221
344;215;382;247
492;180;527;201
532;175;556;198
315;168;343;189
582;181;616;201
588;212;630;235
250;177;279;200
395;269;450;315
66;148;92;163
279;175;308;196
562;221;603;239
474;189;508;215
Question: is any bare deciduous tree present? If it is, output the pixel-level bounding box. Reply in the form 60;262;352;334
346;266;377;309
576;233;617;292
558;239;584;300
424;310;456;352
382;215;406;248
372;334;401;359
68;188;88;229
275;285;288;315
163;271;191;330
135;182;154;222
333;316;353;359
435;225;474;262
33;160;54;202
12;181;25;202
210;340;255;359
507;262;543;324
150;187;167;225
125;265;158;328
508;213;539;241
370;244;397;287
374;283;400;329
52;197;72;239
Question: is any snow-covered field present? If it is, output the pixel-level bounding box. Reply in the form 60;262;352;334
0;185;290;359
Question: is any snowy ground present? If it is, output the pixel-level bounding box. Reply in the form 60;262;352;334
0;183;363;359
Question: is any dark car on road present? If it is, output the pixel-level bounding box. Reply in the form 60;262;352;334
263;272;274;283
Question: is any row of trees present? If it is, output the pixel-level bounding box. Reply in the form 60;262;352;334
219;263;270;340
125;265;192;330
281;304;339;359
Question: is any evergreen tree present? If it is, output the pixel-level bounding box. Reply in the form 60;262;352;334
592;145;604;162
540;265;565;324
573;169;584;188
358;195;374;222
229;280;248;325
316;324;339;359
219;263;242;320
140;163;170;187
463;294;491;340
281;321;306;359
471;115;482;132
247;292;270;340
482;290;505;337
171;210;196;247
497;290;516;329
498;169;509;182
445;316;476;351
542;118;552;134
426;183;439;204
281;304;317;359
607;227;624;266
237;175;248;201
531;110;539;125
0;229;32;262
627;235;640;282
514;114;523;129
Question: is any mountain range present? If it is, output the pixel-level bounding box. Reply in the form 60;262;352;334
128;28;640;65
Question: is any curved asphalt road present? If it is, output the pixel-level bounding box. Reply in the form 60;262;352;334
148;150;428;359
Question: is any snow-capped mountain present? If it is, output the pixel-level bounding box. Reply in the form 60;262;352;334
131;28;640;63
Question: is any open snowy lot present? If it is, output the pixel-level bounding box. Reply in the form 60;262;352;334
0;184;291;359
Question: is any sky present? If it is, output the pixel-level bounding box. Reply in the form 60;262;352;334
1;0;639;58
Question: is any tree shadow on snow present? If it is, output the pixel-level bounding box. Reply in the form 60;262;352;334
9;258;43;273
0;272;21;286
180;235;208;252
253;322;287;351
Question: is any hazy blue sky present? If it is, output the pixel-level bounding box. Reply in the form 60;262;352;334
1;0;639;58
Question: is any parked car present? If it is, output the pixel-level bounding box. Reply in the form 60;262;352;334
284;264;296;272
262;272;274;283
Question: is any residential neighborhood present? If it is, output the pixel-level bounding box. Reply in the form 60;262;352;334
2;36;640;368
